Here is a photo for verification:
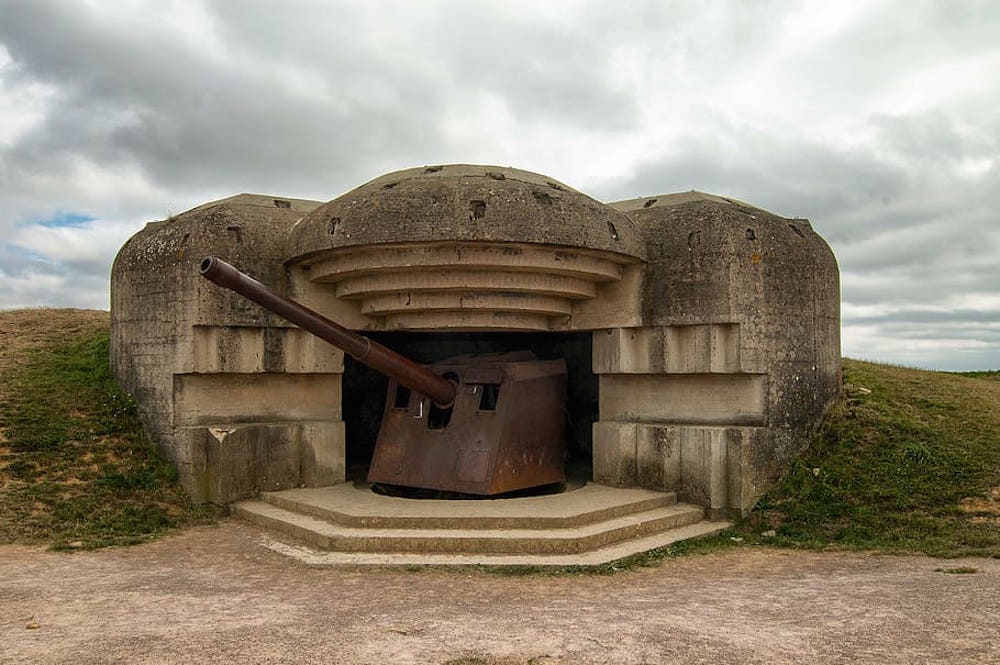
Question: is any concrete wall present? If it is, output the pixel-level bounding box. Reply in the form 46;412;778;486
593;192;841;516
111;169;840;516
111;194;346;503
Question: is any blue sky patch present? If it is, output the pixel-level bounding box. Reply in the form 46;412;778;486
35;212;96;228
0;241;54;266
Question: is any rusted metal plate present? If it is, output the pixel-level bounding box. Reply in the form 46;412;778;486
368;353;566;495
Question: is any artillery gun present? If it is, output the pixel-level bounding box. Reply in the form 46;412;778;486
199;256;566;496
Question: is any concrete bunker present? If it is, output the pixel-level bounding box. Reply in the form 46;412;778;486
111;165;840;519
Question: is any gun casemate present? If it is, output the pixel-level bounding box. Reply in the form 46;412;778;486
200;256;566;496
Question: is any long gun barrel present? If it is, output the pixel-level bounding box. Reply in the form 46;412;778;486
199;256;456;407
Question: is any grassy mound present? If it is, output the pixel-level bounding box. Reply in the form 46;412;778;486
0;309;215;549
740;359;1000;557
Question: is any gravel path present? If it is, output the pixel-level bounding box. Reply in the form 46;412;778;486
2;520;998;664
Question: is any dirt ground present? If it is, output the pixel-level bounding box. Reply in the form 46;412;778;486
1;520;998;664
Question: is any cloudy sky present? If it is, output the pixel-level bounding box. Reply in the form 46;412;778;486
1;0;997;370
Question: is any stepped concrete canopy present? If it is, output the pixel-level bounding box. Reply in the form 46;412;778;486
111;165;840;518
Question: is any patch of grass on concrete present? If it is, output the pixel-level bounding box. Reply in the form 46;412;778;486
740;359;1000;557
0;312;215;549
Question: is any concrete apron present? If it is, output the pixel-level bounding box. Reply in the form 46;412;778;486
232;482;731;567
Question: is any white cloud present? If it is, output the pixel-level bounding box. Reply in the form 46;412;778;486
0;0;998;369
0;45;56;147
9;218;140;271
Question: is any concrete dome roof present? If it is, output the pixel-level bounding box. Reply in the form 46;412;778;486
287;164;645;262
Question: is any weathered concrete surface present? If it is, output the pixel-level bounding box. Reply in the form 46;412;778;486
596;192;841;515
286;165;647;332
288;165;645;259
110;194;345;503
293;240;634;331
224;482;726;562
235;499;713;558
2;521;997;664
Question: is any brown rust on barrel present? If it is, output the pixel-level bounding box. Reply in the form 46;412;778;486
199;256;457;407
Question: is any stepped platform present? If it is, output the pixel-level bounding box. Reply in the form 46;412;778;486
233;482;731;567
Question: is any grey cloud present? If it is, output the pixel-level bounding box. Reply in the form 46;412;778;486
0;1;453;199
847;309;1000;326
1;0;998;369
842;264;1000;307
843;314;1000;371
838;217;1000;275
0;0;646;204
872;324;1000;343
209;0;644;129
601;104;1000;367
869;111;998;167
0;244;110;310
592;116;912;226
761;1;1000;115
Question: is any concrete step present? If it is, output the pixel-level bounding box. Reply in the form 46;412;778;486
233;499;706;555
258;482;678;530
257;519;732;567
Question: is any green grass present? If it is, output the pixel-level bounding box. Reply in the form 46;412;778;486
738;359;1000;557
0;326;216;549
481;359;1000;573
958;370;1000;381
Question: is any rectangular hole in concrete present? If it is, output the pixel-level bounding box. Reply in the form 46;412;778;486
340;331;595;481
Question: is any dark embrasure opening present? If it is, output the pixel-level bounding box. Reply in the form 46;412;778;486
341;331;596;481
